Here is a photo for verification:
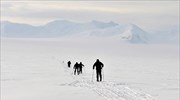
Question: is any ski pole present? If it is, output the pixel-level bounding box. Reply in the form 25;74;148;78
102;68;104;82
92;69;94;82
83;66;85;74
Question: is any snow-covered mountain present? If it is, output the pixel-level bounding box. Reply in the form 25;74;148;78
1;20;149;43
149;26;179;44
1;20;179;44
1;21;38;37
85;24;148;43
1;20;119;37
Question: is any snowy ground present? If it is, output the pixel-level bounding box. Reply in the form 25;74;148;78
1;38;179;100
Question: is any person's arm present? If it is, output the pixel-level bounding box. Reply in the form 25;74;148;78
101;62;104;68
93;63;96;69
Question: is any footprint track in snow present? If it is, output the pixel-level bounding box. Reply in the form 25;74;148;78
60;79;154;100
57;59;155;100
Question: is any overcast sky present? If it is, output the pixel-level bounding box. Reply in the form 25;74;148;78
1;1;179;32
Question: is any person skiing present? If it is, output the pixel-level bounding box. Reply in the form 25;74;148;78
93;59;104;82
73;62;79;75
67;61;71;68
78;62;84;74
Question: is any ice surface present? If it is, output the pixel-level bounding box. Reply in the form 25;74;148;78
1;38;179;100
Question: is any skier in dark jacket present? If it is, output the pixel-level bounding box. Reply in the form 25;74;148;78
74;62;79;75
67;61;71;68
93;59;104;82
78;62;84;74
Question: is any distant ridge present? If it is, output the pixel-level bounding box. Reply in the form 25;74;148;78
2;20;178;44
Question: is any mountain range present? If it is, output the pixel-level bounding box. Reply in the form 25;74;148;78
1;20;178;44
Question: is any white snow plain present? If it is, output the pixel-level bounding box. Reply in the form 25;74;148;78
1;38;179;100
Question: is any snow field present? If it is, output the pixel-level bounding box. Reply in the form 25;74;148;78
1;38;179;100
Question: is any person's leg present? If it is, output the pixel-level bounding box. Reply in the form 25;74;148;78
99;70;102;81
76;68;78;75
77;68;79;75
80;68;82;74
96;70;99;82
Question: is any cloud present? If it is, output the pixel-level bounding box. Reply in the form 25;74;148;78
2;1;178;14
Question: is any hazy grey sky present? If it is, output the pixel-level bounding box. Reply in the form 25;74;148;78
1;1;179;32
